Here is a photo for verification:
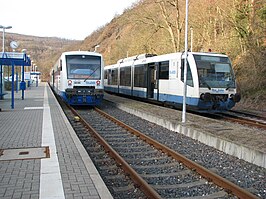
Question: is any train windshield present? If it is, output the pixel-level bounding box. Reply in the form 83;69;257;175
194;55;235;89
66;55;101;79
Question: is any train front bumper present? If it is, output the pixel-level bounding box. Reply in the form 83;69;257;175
63;88;104;105
198;93;241;112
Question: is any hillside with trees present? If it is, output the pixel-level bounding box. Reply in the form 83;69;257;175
0;33;80;80
79;0;266;109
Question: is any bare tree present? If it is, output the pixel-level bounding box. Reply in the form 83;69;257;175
135;0;185;52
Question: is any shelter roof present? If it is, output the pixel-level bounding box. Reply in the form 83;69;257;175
0;52;31;66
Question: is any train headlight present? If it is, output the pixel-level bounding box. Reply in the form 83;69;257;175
96;80;100;86
200;93;212;102
230;93;241;102
68;80;72;86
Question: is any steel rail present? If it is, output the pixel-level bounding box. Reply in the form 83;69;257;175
225;117;266;130
220;113;266;130
230;110;266;120
68;106;162;199
95;107;259;199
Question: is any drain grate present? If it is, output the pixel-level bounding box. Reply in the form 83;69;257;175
0;146;50;161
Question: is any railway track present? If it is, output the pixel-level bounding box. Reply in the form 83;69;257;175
106;92;266;130
63;104;259;198
217;110;266;130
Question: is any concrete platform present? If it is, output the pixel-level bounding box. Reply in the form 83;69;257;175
0;83;113;199
104;93;266;168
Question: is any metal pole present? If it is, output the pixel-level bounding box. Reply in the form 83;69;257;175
16;71;18;93
0;25;12;100
1;27;6;98
11;61;14;109
22;62;25;100
182;0;189;124
2;28;4;52
0;64;2;99
190;27;193;52
0;26;12;52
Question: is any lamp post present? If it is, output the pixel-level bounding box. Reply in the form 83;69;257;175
182;0;189;124
190;27;193;52
0;25;12;52
0;25;12;100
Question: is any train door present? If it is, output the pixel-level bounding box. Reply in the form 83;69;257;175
147;63;157;99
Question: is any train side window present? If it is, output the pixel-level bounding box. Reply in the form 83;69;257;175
111;69;118;85
181;59;194;87
159;61;169;79
120;67;131;86
107;69;112;84
134;64;147;87
108;69;118;85
104;70;108;79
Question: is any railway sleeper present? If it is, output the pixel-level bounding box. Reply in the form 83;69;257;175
152;179;208;189
141;169;193;178
177;190;229;199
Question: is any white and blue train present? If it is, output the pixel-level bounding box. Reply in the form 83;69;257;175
50;51;104;106
104;52;241;112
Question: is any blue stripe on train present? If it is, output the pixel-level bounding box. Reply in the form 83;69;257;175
104;86;236;112
59;91;103;106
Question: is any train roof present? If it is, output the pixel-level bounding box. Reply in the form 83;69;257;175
104;64;117;69
190;52;228;57
117;53;157;64
61;51;102;57
105;52;229;68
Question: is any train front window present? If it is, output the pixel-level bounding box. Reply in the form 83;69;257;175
194;55;235;89
66;55;101;79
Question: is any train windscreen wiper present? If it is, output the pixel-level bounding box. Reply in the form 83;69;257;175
200;77;211;90
226;82;235;90
84;66;100;82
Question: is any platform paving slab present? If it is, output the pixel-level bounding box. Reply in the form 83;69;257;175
0;83;112;199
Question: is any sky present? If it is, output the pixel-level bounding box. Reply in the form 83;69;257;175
1;0;139;40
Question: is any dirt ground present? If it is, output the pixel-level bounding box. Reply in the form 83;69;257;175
233;97;266;117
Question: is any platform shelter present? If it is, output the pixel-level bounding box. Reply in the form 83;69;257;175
0;52;31;108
